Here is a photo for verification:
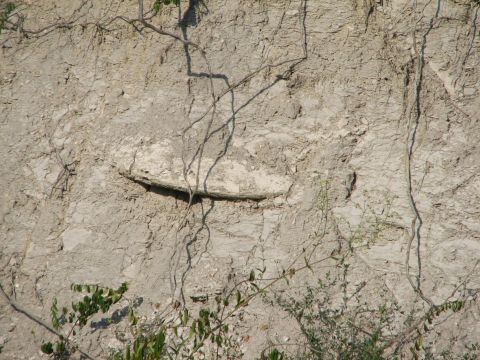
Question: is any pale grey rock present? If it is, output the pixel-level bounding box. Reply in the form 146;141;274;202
1;0;480;357
463;87;476;96
61;228;96;251
113;139;293;200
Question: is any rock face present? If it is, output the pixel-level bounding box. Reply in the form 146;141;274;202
1;0;480;358
113;139;292;199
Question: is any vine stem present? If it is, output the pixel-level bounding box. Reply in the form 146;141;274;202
403;0;440;309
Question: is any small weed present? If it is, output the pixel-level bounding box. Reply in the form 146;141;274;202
0;2;15;33
153;0;180;13
258;348;287;360
41;283;128;358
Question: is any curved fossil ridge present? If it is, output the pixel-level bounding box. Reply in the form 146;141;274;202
113;140;292;200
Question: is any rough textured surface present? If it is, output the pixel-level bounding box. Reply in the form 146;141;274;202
113;138;293;199
1;0;480;358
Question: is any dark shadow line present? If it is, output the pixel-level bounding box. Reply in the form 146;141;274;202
179;199;214;304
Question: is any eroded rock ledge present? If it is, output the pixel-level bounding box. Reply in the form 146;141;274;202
112;139;292;200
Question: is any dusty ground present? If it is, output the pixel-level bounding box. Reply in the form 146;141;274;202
1;0;479;358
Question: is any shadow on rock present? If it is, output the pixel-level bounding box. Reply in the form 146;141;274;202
90;297;143;330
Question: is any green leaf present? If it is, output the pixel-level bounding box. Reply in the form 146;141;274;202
198;320;204;337
415;335;423;350
41;342;54;354
190;322;196;337
119;282;128;293
236;290;241;306
55;340;67;354
260;348;285;360
154;0;180;13
111;293;121;304
134;339;145;358
154;331;165;353
126;345;131;360
181;309;189;326
51;298;60;330
216;334;223;347
128;307;138;326
5;3;15;15
154;0;162;12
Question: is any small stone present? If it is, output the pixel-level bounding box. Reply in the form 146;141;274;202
463;87;476;96
285;102;301;119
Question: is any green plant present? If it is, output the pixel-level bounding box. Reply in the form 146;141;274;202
40;253;334;360
110;273;263;359
463;343;480;360
258;348;287;360
36;174;475;360
153;0;180;13
273;274;391;360
437;342;480;360
409;299;468;360
0;2;15;33
41;282;128;358
40;259;478;359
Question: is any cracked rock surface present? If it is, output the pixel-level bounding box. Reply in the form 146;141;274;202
0;0;479;358
113;138;293;200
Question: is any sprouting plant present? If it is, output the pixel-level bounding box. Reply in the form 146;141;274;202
41;282;128;358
